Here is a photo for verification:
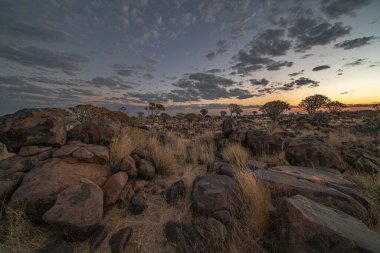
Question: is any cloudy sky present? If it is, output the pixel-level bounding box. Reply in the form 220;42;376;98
0;0;379;115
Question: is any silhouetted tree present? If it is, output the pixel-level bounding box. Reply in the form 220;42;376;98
145;102;165;130
260;100;290;122
235;107;243;116
373;103;380;111
200;109;208;117
326;101;346;113
220;111;227;117
299;94;330;115
184;113;197;125
228;104;241;117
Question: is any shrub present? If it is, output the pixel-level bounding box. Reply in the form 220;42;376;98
326;100;346;113
260;100;290;122
299;94;330;115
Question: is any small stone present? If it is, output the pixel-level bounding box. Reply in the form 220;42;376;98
137;159;155;179
119;155;138;177
163;180;185;204
130;192;146;214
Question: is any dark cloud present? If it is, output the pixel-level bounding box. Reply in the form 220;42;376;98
301;54;314;59
206;39;229;60
279;77;320;91
187;72;234;87
143;73;154;80
0;43;88;75
112;64;135;77
267;61;293;71
345;58;366;66
90;77;132;90
206;68;222;73
250;78;269;86
321;0;373;19
0;22;69;42
312;65;331;71
288;70;304;76
334;36;376;50
288;16;351;51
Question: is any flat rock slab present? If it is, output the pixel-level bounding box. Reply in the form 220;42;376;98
279;195;380;253
53;143;109;164
19;146;52;157
43;178;103;241
10;158;111;221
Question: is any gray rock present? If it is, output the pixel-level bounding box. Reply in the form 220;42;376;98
163;180;185;204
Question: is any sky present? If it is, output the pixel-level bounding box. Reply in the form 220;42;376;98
0;0;379;115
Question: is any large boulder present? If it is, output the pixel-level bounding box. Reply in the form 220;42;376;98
254;169;374;221
277;195;380;253
102;171;128;206
53;143;109;164
222;118;237;138
285;137;346;171
0;154;44;173
67;117;120;147
0;108;67;153
43;179;103;240
0;171;25;202
191;175;239;225
9;158;111;221
19;146;52;157
245;129;283;155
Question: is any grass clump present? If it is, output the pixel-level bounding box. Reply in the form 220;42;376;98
222;143;250;169
146;137;177;175
191;132;216;167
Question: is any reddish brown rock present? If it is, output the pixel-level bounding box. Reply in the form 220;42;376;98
19;146;52;157
43;179;103;240
0;154;43;173
130;191;146;214
109;227;133;253
119;155;138;177
103;171;128;206
163;180;185;204
53;144;109;164
222;118;237;138
0;171;25;201
278;195;380;253
0;108;67;152
9;158;111;221
245;129;283;155
137;159;155;179
285;137;346;171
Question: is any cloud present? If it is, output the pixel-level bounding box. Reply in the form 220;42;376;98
334;36;376;49
250;78;269;86
321;0;373;18
267;61;293;71
288;70;304;76
0;22;69;42
344;58;366;66
112;64;136;77
90;77;133;89
288;16;351;51
206;68;222;73
312;65;331;71
206;39;230;60
0;43;88;75
279;77;320;91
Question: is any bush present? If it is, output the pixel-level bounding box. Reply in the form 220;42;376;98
299;94;330;115
260;100;290;122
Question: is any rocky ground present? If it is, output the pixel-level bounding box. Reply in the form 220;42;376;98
0;108;379;253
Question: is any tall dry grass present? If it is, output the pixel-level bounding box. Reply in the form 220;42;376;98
228;167;271;253
191;132;216;167
0;207;55;253
222;143;250;169
145;137;177;175
255;150;289;166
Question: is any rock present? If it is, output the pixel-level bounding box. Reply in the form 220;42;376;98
285;137;346;172
195;217;228;249
43;178;103;241
130;148;146;162
67;117;120;147
163;180;185;204
19;146;52;157
0;154;43;173
89;225;108;252
133;180;146;192
137;159;155;179
245;129;283;155
53;144;109;164
119;155;138;177
191;175;239;225
130;191;146;214
278;195;380;253
0;108;67;153
37;238;74;253
254;167;373;222
0;171;25;202
229;130;246;143
213;162;235;178
356;157;380;174
222;118;237;137
37;150;53;161
10;158;111;221
247;159;268;171
108;227;133;253
103;172;129;206
164;220;207;253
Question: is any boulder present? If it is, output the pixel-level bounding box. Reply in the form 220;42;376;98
119;155;138;177
0;154;43;173
103;171;128;206
89;225;108;252
191;175;239;225
137;159;155;179
0;108;67;152
53;143;109;164
0;171;25;202
163;180;185;204
356;157;380;174
222;118;237;137
245;129;283;155
285;137;346;171
36;238;74;253
164;220;207;253
247;159;268;171
277;195;380;253
43;179;103;241
254;166;373;222
67;117;120;147
109;227;133;253
10;158;111;221
19;146;52;157
130;191;146;214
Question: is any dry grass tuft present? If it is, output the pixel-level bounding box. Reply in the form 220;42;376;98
191;132;216;167
109;127;147;167
255;150;289;167
222;143;250;169
145;137;177;175
228;167;271;253
0;207;55;253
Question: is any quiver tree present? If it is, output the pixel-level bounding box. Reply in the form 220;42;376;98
326;101;346;113
260;100;290;122
228;104;241;117
145;102;165;130
299;94;330;115
200;109;208;117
